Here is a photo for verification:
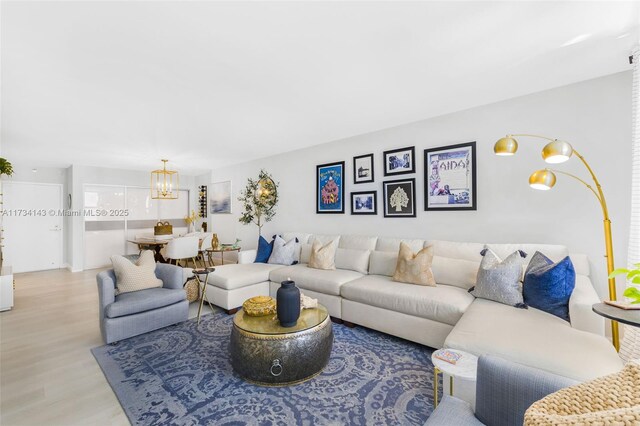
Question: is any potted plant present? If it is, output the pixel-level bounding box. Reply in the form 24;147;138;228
609;265;640;304
184;210;200;233
0;158;13;177
238;170;279;236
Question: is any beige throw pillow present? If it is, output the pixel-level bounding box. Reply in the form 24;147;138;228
393;243;436;286
308;240;337;270
111;250;163;295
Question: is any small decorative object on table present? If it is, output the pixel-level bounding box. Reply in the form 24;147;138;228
211;233;219;250
154;221;173;236
277;278;301;327
434;349;462;365
242;296;277;316
300;292;318;309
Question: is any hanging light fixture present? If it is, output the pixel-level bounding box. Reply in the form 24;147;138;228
151;159;179;200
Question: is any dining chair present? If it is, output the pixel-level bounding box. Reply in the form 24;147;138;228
198;233;213;267
165;236;200;268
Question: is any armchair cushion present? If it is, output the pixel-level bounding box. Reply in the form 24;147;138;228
111;250;162;294
425;396;483;426
105;287;186;319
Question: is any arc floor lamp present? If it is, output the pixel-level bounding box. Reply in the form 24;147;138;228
494;134;619;351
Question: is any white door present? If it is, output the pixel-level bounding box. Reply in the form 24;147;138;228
3;182;63;273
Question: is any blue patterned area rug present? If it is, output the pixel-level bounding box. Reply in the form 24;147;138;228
92;313;438;425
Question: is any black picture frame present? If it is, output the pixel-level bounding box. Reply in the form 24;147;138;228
316;161;345;214
424;141;477;211
353;153;374;184
383;146;416;177
350;191;377;215
383;178;416;218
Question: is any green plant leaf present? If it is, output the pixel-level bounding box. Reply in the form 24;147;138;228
608;268;630;278
633;276;640;285
628;270;640;277
623;287;640;303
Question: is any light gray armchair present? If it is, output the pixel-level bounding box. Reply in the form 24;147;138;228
96;263;189;344
426;355;578;426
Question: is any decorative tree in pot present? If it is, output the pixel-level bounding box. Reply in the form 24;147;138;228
238;170;279;236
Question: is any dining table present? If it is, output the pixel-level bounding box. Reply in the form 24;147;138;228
127;238;171;263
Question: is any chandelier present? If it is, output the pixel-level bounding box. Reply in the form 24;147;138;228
151;159;179;200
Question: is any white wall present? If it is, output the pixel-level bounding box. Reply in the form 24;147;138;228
211;72;633;300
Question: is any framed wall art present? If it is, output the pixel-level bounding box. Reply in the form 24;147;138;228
350;191;377;215
353;153;374;184
383;178;416;218
424;141;477;211
383;146;415;176
210;181;232;214
316;161;345;214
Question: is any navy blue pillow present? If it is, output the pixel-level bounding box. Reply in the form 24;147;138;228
523;252;575;322
254;236;274;263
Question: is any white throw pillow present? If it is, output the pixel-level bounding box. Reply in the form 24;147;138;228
268;236;299;266
368;251;398;276
111;250;162;295
335;248;370;274
431;256;480;289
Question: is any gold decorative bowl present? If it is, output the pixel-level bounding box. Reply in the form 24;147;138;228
242;296;276;317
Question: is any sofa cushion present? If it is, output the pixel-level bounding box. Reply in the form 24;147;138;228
341;274;474;326
207;263;285;290
431;256;479;289
105;287;186;318
268;236;299;265
369;251;397;276
523;252;576;322
486;243;568;268
430;240;485;262
282;232;312;244
470;249;527;308
270;264;363;296
335;248;370;274
444;298;623;381
310;234;341;246
376;237;425;253
339;235;378;251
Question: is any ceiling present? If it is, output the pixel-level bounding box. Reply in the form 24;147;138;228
2;1;638;175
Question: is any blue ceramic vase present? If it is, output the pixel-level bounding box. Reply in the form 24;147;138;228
277;279;300;327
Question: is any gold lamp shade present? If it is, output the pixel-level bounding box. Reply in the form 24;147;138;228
151;159;179;200
542;140;573;164
529;169;556;190
494;136;519;156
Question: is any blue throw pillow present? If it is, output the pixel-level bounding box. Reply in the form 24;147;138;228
254;236;274;263
523;252;575;322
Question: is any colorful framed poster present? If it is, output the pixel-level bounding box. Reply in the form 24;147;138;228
383;178;416;218
209;181;232;214
350;191;377;215
383;146;415;176
316;161;345;214
424;141;477;211
353;153;374;184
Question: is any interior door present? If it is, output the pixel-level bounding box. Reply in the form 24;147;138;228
3;182;63;273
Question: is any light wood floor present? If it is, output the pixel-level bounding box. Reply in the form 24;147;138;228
0;268;129;425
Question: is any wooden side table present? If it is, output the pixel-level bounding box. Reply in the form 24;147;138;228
206;246;241;266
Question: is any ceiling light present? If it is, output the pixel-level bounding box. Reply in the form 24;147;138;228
151;159;179;200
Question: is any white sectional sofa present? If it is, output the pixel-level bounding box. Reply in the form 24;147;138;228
205;232;623;381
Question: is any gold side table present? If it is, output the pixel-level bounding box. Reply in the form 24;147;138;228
206;246;241;266
431;349;478;407
192;267;216;324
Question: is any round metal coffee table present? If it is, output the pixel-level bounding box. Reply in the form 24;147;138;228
229;304;333;386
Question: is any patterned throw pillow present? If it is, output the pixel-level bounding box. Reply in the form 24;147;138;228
470;248;527;308
524;251;576;322
308;240;337;270
111;250;163;295
268;236;299;266
392;242;436;286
